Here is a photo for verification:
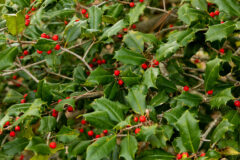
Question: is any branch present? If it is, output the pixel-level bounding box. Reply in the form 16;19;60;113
83;41;95;60
157;25;188;34
74;91;104;100
61;47;93;71
0;27;7;32
45;69;73;81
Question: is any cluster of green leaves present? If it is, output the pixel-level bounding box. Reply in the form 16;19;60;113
0;0;240;160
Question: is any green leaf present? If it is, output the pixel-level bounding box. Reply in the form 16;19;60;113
114;48;146;65
156;75;177;93
191;0;207;10
204;58;221;91
156;41;180;61
150;91;169;107
224;110;240;128
4;11;25;35
30;155;50;160
26;137;50;155
83;111;115;129
205;21;236;42
140;125;157;141
34;38;57;52
120;135;138;160
7;103;31;117
12;0;30;8
69;140;91;156
88;6;102;30
64;20;87;43
126;85;147;114
138;149;175;160
121;69;141;86
175;92;202;107
176;111;201;153
211;119;234;143
73;65;87;83
85;67;114;86
92;97;125;122
104;82;120;100
38;116;57;133
55;98;75;111
178;4;205;25
212;0;240;17
128;3;146;25
3;138;29;156
173;137;188;153
210;88;234;109
0;47;18;71
86;135;116;160
168;29;196;47
3;89;23;104
56;126;79;144
101;20;126;39
143;67;159;89
123;31;144;53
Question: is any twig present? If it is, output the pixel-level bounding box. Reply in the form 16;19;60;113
74;91;104;100
83;41;95;59
0;27;7;32
47;132;51;145
234;47;240;55
8;40;36;44
207;43;222;54
122;123;143;131
45;69;73;81
158;25;188;34
162;0;166;11
61;47;93;71
1;135;8;147
183;73;204;82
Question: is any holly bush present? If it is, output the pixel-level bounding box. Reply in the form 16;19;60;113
0;0;240;159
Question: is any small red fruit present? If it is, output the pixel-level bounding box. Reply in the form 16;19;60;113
234;100;240;108
114;70;120;76
182;152;189;158
66;97;70;99
52;109;58;117
20;154;24;160
46;35;50;39
25;19;30;26
194;59;200;63
41;33;47;38
139;0;144;2
49;142;57;149
15;126;20;131
52;35;58;41
58;99;62;103
214;10;220;16
23;50;29;56
20;99;26;104
67;106;73;112
75;19;80;22
4;121;10;127
129;2;135;7
123;28;128;32
117;34;123;38
207;90;213;95
131;24;136;29
208;2;213;6
88;130;94;136
209;12;215;18
47;50;52;55
79;128;84;133
85;13;89;18
54;44;61;50
15;117;20;121
19;56;24;59
12;75;17;80
176;153;182;160
97;60;102;65
153;59;159;65
118;80;124;86
139;115;146;122
95;134;100;138
23;93;28;98
200;153;206;157
141;63;148;70
103;130;108;134
133;117;138;122
25;14;30;19
169;24;174;28
9;131;16;137
37;50;43;54
81;9;87;14
101;59;106;64
221;21;224;24
89;64;94;68
183;86;189;91
31;7;36;11
81;119;86;125
64;20;68;25
219;48;225;54
92;58;97;62
135;128;141;134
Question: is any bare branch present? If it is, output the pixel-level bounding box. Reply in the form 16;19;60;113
74;91;104;100
83;41;95;60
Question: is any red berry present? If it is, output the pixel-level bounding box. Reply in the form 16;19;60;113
75;19;80;22
52;109;58;117
64;20;68;25
97;60;102;65
31;7;36;11
101;59;106;64
41;33;47;38
207;90;213;95
89;63;94;68
9;131;16;137
19;56;24;59
33;90;37;92
81;119;86;125
66;97;70;99
49;142;57;149
183;86;189;91
176;153;182;160
219;48;225;54
95;134;100;138
58;99;62;103
169;24;174;28
208;2;213;6
200;153;206;157
139;115;146;122
20;155;24;160
15;126;20;131
15;117;20;121
37;50;43;54
86;71;90;76
12;75;17;80
221;21;224;24
92;58;97;62
209;12;215;17
139;0;144;2
52;35;58;41
153;59;159;65
79;128;84;133
88;130;94;136
25;14;30;19
20;99;26;104
46;35;50;39
234;100;240;108
47;50;52;55
117;34;123;38
118;80;124;86
123;28;128;32
214;10;220;16
135;128;141;134
4;121;10;127
25;19;30;26
23;94;28;98
67;106;73;112
27;11;31;14
131;24;136;29
85;13;89;18
23;50;29;56
182;152;189;158
129;2;135;7
114;70;120;76
81;9;87;14
194;59;200;63
133;117;138;122
54;44;61;50
103;130;108;134
141;63;148;70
